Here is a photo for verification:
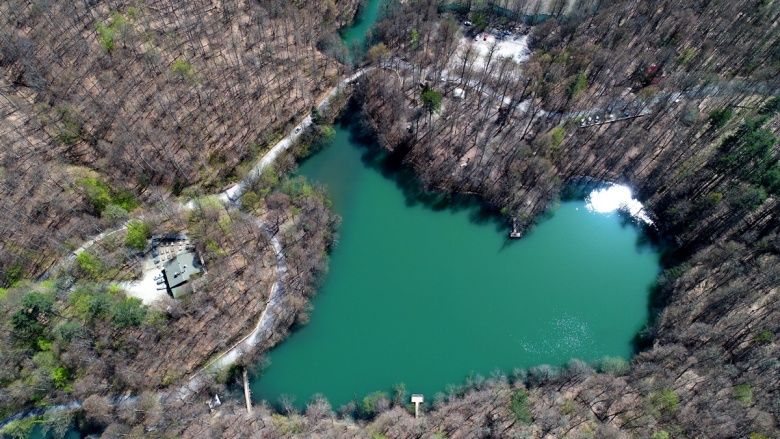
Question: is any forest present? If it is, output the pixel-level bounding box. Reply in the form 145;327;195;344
0;0;778;438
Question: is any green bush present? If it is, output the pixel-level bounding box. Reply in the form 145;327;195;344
111;297;147;328
102;204;129;223
726;185;767;211
597;356;629;375
54;321;84;342
708;107;733;129
79;178;111;212
568;71;588;98
716;117;778;195
753;330;773;344
76;252;103;279
2;263;23;287
361;391;389;417
0;416;41;439
125;220;150;251
650;388;679;414
758;96;780;115
79;178;137;213
171;59;196;80
733;383;752;404
96;23;117;52
70;288;111;320
95;12;130;53
421;88;443;115
676;47;696;65
510;389;533;424
54;106;83;146
51;366;71;390
11;291;54;341
651;431;670;439
549;126;565;149
762;165;780;195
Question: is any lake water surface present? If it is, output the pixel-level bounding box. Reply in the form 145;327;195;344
250;112;660;408
249;0;659;408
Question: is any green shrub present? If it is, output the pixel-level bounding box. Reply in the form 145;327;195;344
510;389;533;424
733;384;752;404
125;220;150;251
716;117;777;195
79;178;137;213
102;204;129;223
95;12;129;53
96;22;117;52
70;288;111;320
708;107;733;129
240;191;261;211
421;88;443;115
561;399;575;415
2;263;23;287
54;321;84;342
53;105;83;146
76;252;103;279
11;292;54;340
758;96;780;115
651;431;670;439
51;366;71;390
111;297;146;327
79;178;112;212
171;59;196;80
597;356;629;375
762;165;780;195
676;47;696;65
753;330;773;344
361;391;389;417
409;28;420;47
650;388;679;414
0;416;41;439
726;185;767;211
549;126;565;150
568;71;588;98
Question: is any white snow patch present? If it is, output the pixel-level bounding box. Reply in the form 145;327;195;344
585;184;653;225
468;33;530;70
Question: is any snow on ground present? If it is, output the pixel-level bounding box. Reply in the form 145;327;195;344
120;258;168;304
466;32;531;70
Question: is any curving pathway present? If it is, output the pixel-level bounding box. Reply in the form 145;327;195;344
3;69;368;427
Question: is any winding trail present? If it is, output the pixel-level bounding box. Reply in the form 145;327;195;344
170;224;288;402
3;69;368;427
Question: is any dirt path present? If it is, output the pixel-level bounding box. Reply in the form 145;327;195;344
214;68;368;205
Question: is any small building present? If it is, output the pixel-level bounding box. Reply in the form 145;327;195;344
162;250;202;298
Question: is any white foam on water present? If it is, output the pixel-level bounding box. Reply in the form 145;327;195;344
518;315;594;356
585;184;653;225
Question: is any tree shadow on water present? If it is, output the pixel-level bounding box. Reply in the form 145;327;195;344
335;102;508;236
